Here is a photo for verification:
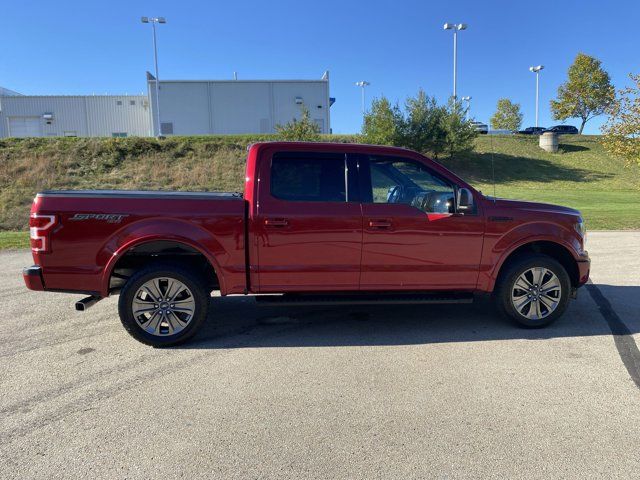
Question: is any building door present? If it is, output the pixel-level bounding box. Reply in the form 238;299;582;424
8;117;42;137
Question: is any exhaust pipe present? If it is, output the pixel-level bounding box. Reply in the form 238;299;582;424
75;296;101;312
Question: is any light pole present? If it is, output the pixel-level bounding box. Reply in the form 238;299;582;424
461;96;472;120
141;16;166;137
443;23;467;102
355;81;370;124
529;65;544;128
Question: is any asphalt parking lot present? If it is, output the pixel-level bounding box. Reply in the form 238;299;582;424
1;232;639;479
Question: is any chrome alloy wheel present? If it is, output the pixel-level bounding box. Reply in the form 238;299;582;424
132;277;196;336
511;267;562;321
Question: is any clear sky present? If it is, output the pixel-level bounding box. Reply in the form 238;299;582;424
1;0;638;134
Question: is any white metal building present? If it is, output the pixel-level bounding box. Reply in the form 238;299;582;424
147;73;332;136
0;72;333;138
0;94;150;138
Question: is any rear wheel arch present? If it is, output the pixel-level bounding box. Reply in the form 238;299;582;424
104;238;221;296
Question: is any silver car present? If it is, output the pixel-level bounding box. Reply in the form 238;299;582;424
471;121;489;134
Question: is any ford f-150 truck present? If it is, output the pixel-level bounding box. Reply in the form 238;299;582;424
24;142;590;346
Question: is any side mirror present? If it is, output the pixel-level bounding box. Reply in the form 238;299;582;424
457;188;474;212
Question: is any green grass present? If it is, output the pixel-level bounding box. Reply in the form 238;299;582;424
0;134;638;245
0;231;28;250
472;188;639;230
440;135;640;230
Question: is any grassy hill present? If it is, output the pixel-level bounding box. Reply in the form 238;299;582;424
1;134;638;249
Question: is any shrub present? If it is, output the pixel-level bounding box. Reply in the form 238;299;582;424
275;106;321;141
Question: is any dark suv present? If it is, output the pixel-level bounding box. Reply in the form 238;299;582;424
546;125;579;134
518;127;547;135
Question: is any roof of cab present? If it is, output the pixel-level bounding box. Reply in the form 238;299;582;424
248;141;417;156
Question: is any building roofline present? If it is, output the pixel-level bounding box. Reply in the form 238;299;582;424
1;94;148;99
150;79;328;84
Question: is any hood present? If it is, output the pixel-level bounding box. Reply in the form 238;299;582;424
487;197;581;217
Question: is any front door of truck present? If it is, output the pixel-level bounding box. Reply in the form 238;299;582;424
356;154;484;290
254;150;362;292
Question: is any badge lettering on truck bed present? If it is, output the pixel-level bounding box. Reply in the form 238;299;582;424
69;213;129;224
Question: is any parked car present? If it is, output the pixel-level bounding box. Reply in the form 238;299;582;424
546;125;579;134
471;121;489;134
24;142;590;346
518;127;547;135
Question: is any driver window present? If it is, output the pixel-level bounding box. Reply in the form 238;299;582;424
369;157;455;214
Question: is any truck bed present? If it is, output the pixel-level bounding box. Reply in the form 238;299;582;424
31;189;247;297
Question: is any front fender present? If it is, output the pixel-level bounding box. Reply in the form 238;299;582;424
479;221;582;292
98;218;230;297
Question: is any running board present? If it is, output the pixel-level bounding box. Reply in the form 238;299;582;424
255;292;474;307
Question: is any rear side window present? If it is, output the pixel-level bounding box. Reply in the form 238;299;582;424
270;153;346;202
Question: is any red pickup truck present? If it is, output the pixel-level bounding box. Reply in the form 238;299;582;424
24;142;590;346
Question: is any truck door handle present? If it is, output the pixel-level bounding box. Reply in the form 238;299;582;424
264;218;289;227
368;219;392;229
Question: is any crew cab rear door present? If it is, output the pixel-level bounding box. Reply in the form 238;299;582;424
355;153;484;290
254;150;362;292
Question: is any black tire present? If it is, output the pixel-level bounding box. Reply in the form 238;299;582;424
118;263;209;347
494;254;571;328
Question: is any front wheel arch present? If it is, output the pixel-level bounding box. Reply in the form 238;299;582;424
494;240;579;291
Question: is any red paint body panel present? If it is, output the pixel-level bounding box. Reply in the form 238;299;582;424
30;193;245;296
360;205;484;290
24;142;590;298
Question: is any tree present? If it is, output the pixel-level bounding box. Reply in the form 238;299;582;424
441;98;477;157
362;96;403;145
601;73;640;166
402;89;447;157
490;98;523;131
550;53;615;134
275;105;321;141
362;91;476;157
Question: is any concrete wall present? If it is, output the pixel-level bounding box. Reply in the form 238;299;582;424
0;95;150;138
148;80;330;136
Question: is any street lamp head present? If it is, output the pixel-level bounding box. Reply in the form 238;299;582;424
443;23;453;30
530;65;544;72
355;81;370;87
457;23;467;30
142;16;167;24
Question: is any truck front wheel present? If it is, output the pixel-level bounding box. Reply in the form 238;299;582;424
495;254;571;328
118;263;209;347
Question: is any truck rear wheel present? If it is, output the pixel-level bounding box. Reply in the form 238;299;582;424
495;254;570;328
118;263;209;347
